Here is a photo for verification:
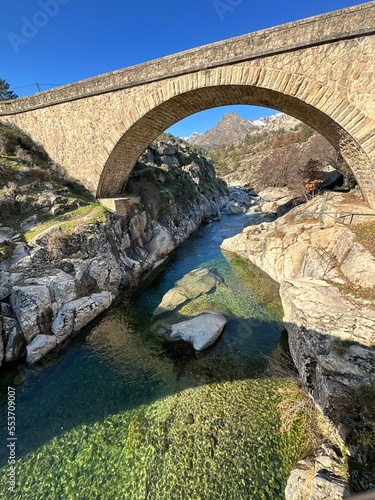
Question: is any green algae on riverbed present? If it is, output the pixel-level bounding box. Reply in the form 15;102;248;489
0;213;311;499
1;377;306;500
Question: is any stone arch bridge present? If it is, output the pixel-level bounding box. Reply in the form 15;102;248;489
1;3;375;206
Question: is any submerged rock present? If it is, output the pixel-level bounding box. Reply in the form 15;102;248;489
153;268;223;316
168;312;227;351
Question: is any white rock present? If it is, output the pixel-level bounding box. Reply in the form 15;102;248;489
22;272;77;314
257;187;292;202
87;255;121;290
285;457;315;500
169;312;227;351
9;243;32;270
144;224;175;263
49;271;77;311
51;304;74;344
10;285;52;342
26;334;57;364
339;242;375;289
52;292;114;343
129;211;148;241
199;194;212;222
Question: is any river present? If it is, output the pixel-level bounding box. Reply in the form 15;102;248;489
0;213;306;499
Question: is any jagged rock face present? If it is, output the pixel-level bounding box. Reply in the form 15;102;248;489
0;138;229;367
285;442;350;500
221;194;375;290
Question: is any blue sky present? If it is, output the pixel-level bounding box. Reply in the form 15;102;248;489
0;0;368;137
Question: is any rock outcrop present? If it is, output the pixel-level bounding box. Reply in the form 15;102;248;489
285;441;351;499
221;191;375;492
0;137;228;366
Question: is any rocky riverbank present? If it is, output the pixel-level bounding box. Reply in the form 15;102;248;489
0;131;228;367
221;189;375;494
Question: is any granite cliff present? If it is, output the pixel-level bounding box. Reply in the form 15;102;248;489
221;190;375;492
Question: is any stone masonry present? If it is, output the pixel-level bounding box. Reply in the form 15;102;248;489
0;3;374;206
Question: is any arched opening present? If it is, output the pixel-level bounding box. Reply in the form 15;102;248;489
97;84;371;201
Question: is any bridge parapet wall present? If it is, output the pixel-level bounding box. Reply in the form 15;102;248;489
0;2;374;114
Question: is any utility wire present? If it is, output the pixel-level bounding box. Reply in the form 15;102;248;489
13;83;65;91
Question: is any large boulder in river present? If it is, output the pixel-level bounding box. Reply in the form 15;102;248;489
153;268;223;316
225;201;246;215
168;312;227;351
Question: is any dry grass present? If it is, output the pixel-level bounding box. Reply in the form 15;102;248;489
0;241;16;262
45;230;70;261
265;349;340;453
351;222;375;256
276;384;326;450
339;191;368;207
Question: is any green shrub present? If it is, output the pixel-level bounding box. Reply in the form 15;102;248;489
0;240;16;262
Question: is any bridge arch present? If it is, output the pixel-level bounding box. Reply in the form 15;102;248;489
97;64;374;204
1;4;374;206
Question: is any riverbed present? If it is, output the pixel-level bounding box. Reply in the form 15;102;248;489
0;213;306;499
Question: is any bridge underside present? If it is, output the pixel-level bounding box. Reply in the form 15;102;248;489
97;84;372;201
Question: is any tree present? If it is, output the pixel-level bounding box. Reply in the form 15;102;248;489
0;78;18;100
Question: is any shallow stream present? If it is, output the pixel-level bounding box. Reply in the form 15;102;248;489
0;213;306;499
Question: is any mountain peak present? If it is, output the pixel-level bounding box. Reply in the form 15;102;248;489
187;112;299;150
187;111;259;150
220;111;241;120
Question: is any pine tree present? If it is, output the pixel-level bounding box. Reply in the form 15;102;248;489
0;79;18;100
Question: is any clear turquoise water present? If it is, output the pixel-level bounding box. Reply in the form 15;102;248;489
0;214;305;499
